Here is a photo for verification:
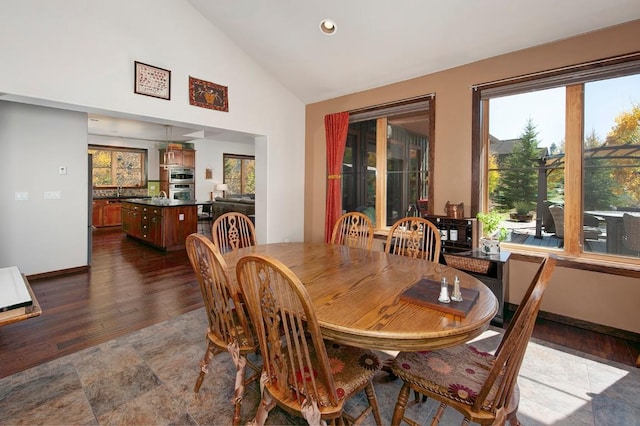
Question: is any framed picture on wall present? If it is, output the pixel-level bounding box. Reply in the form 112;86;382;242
134;61;171;100
189;76;228;112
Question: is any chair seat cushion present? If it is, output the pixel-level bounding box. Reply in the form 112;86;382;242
284;341;381;408
391;344;501;412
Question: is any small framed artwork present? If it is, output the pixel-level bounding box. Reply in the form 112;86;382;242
134;61;171;100
189;76;228;112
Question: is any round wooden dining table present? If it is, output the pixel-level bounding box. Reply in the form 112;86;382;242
224;242;498;352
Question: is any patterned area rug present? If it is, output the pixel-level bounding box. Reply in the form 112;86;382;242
1;308;638;425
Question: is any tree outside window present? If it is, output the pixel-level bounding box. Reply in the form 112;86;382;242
475;55;640;263
88;145;146;188
223;154;255;195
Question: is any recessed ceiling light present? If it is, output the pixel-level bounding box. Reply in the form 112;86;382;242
320;19;336;35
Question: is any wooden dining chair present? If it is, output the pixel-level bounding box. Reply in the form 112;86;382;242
236;254;383;426
390;254;557;426
330;211;374;250
211;211;257;253
385;217;441;263
185;234;261;425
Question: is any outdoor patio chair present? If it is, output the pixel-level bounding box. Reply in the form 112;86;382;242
622;212;640;255
548;205;601;247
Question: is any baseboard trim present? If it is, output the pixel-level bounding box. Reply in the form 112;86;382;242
505;302;640;344
27;265;89;281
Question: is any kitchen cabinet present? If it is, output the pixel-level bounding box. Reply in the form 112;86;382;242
121;201;197;251
92;199;122;228
159;148;196;169
121;203;141;237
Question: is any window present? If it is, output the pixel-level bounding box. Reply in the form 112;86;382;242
343;96;434;228
88;145;147;188
223;154;255;195
473;53;640;264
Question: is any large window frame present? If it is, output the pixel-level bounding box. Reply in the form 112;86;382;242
472;52;640;267
223;154;255;195
344;95;435;229
88;145;147;188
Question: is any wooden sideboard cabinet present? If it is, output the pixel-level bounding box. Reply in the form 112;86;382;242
423;215;478;255
442;249;510;325
121;202;197;251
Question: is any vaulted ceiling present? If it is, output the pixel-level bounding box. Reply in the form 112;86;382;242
92;1;640;140
188;0;640;104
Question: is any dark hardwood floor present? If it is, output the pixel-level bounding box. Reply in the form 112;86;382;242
1;228;638;379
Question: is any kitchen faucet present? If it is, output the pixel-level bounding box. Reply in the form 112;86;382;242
159;191;167;199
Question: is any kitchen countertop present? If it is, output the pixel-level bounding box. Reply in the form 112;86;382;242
93;196;152;200
121;198;201;207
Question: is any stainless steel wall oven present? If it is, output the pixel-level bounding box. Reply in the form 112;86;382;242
168;184;195;201
168;167;195;184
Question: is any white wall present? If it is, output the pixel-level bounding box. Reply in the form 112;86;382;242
194;139;255;201
0;102;88;274
0;0;305;273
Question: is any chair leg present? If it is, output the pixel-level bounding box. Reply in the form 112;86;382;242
430;402;446;426
413;390;427;403
364;381;383;425
194;342;219;393
391;382;411;425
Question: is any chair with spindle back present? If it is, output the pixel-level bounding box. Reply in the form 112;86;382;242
236;253;383;426
390;254;557;426
385;216;441;263
211;212;257;253
185;234;260;425
331;211;374;250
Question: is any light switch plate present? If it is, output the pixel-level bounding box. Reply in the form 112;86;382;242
15;192;28;201
44;191;61;200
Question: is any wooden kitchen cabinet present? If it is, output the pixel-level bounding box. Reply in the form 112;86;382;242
121;203;141;237
122;201;197;251
103;202;122;227
159;148;196;168
92;199;122;228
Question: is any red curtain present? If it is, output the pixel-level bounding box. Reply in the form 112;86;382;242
324;111;349;242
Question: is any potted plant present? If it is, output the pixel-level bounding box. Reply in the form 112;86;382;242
476;211;508;255
510;201;535;222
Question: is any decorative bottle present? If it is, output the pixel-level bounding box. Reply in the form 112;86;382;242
439;219;448;241
449;224;458;241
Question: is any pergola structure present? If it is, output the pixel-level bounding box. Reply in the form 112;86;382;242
534;144;640;238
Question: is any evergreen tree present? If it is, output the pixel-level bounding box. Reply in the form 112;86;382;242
497;119;540;210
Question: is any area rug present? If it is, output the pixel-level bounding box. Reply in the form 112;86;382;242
1;308;638;425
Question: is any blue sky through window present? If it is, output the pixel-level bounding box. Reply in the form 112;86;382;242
489;74;640;148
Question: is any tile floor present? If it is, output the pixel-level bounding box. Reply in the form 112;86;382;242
1;308;638;425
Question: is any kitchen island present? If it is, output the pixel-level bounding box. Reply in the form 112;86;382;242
121;199;198;251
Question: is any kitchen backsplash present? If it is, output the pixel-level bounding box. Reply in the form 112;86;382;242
93;188;150;198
